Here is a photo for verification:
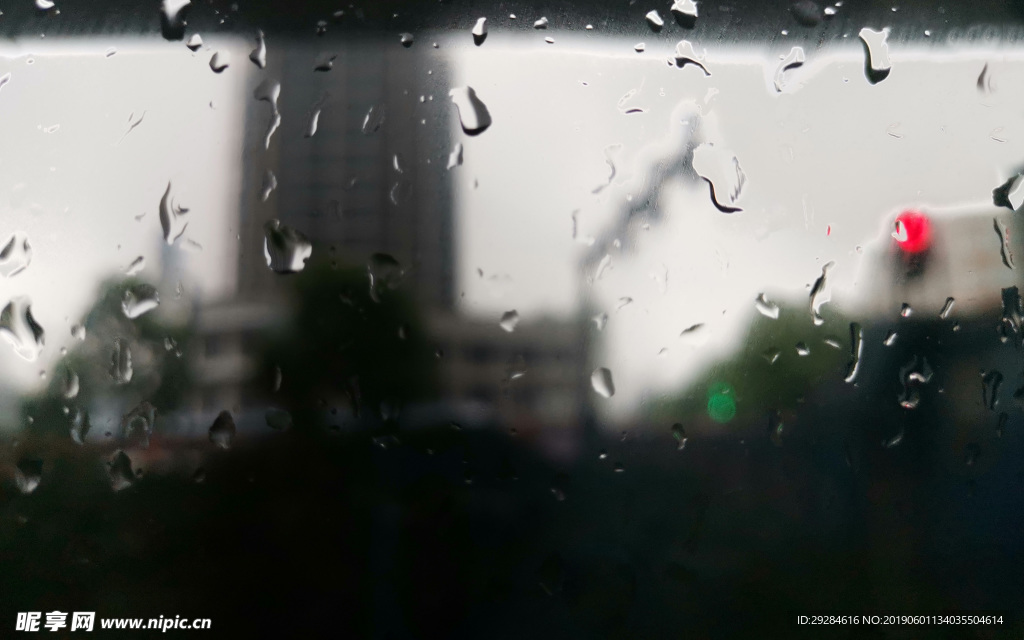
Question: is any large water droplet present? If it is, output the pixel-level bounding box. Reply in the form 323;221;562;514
670;0;698;27
70;408;90;444
367;253;404;303
0;296;44;361
1000;286;1023;347
305;106;321;138
249;30;266;69
448;87;492;136
809;261;834;326
859;27;892;84
994;217;1015;269
499;310;520;333
15;458;42;494
898;356;932;408
692;143;746;212
36;0;55;11
209;51;229;73
790;1;823;26
160;0;191;41
263;220;312;274
313;52;336;72
400;32;414;47
61;367;79;399
755;293;780;319
883;329;898;346
121;284;160;319
939;297;955;319
773;46;805;92
108;450;135;491
982;370;1003;410
992;174;1024;211
158;182;189;245
260;169;277;202
208;410;235;449
844;322;863;383
673;40;710;74
645;10;665;30
447;143;464;170
109;338;133;385
121;401;156;449
185;33;203;51
533;17;549;29
362;104;386;135
254;79;281;149
0;232;31;277
472;17;488;45
591;367;615;398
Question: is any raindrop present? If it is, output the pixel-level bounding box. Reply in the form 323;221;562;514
645;10;664;31
634;43;646;53
160;0;191;41
253;79;281;149
61;367;79;400
70;409;90;444
400;32;414;47
617;297;633;310
982;370;1003;410
898;356;931;407
499;310;520;333
15;458;42;494
125;256;145;276
305;107;321;138
260;169;277;202
272;365;282;392
544;37;555;44
755;293;780;319
472;17;488;45
208;410;235;449
613;463;625;473
1000;286;1023;347
0;233;32;277
859;27;892;84
121;401;156;449
768;410;785;446
692;144;745;212
844;322;863;383
313;52;336;72
673;40;710;74
795;342;810;356
763;347;781;364
265;408;292;430
994;217;1014;269
121;284;160;319
809;261;834;325
993;174;1024;211
108;451;135;491
209;51;229;73
448;87;492;136
70;324;86;341
883;329;898;346
773;46;805;92
591;367;615;398
670;0;698;28
964;442;981;466
263;220;312;274
977;63;993;94
158;182;189;245
368;253;404;302
900;303;913;318
185;33;203;51
0;296;44;361
447;143;463;170
939;297;955;319
533;17;548;29
36;0;55;10
249;30;266;69
362;104;386;135
109;338;133;385
680;322;708;345
790;1;822;26
592;313;608;331
671;423;687;450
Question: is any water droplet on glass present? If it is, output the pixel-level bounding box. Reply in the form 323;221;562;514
70;324;86;341
592;312;608;331
263;220;312;274
185;33;203;51
160;0;191;41
209;51;229;73
809;261;834;325
472;17;488;45
108;450;135;491
70;409;91;444
249;29;266;69
634;43;646;53
362;104;386;135
939;297;955;319
61;367;79;399
859;27;892;84
544;37;555;44
0;296;44;361
254;79;281;149
1000;286;1024;347
109;338;133;385
447;143;463;170
795;342;810;356
158;182;189;245
499;310;520;333
900;303;913;318
680;322;708;346
533;17;548;29
448;86;492;136
368;253;404;303
692;143;746;212
790;1;822;26
121;401;155;449
755;293;780;319
15;458;42;494
36;0;55;10
673;40;710;75
883;329;898;346
763;347;781;364
272;365;283;392
993;174;1024;211
591;367;615;398
121;284;160;319
982;370;1003;410
670;0;698;27
645;10;664;31
773;46;805;92
977;63;994;93
994;217;1015;269
305;106;321;138
208;410;235;449
0;232;32;277
671;423;687;450
125;255;145;276
768;410;785;446
844;322;863;383
265;408;292;430
313;52;336;72
400;32;414;47
260;169;277;202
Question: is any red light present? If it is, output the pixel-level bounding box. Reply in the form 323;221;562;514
893;210;932;253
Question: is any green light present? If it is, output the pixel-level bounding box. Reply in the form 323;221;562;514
707;383;736;423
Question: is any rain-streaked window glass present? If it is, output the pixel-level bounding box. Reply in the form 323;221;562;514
2;0;1024;636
